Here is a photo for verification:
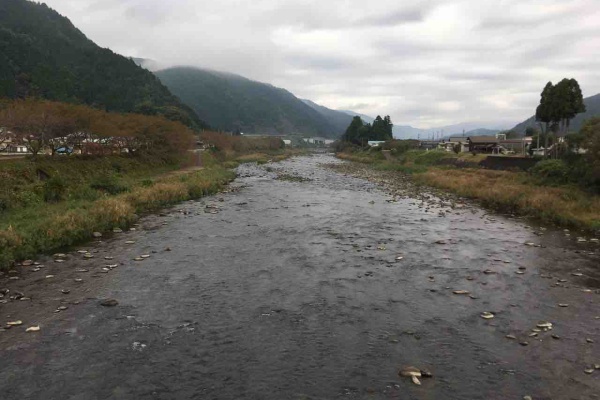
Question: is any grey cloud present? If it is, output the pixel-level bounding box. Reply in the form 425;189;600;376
356;7;427;27
283;53;354;71
41;0;600;128
124;5;166;24
344;103;373;111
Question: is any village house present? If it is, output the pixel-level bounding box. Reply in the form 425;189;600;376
440;136;470;153
4;143;29;154
419;140;441;150
467;136;499;153
302;137;334;146
463;134;534;155
496;137;533;155
0;132;29;154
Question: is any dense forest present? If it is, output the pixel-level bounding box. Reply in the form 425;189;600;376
0;0;207;129
155;67;340;137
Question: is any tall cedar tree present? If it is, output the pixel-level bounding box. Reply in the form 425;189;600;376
342;115;393;145
535;79;586;157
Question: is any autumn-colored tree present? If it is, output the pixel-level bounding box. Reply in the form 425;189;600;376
0;98;52;156
0;98;196;157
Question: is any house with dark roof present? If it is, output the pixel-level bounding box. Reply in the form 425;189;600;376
467;136;499;153
497;137;533;154
444;136;469;153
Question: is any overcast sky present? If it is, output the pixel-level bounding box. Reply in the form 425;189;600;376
43;0;600;128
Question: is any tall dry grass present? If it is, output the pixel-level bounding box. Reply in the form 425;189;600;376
416;168;600;230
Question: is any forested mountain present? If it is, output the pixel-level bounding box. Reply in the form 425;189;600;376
155;67;341;137
340;110;375;124
301;99;354;134
513;93;600;134
0;0;207;129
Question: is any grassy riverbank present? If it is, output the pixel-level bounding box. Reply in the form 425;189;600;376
0;142;298;270
336;149;600;232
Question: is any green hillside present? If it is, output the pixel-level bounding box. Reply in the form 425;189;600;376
0;0;207;129
155;67;340;137
301;99;354;134
513;93;600;134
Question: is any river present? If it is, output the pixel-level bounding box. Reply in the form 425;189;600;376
1;153;598;399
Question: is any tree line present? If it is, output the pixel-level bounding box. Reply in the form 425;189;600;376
0;98;195;158
341;115;394;145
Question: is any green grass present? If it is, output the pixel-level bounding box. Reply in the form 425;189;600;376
337;149;455;167
371;161;428;174
0;155;180;213
0;165;235;268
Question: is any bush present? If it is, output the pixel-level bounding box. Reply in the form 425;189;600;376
562;154;600;194
43;176;67;203
333;140;360;153
381;139;419;155
90;175;130;195
402;150;454;165
530;159;570;184
0;196;8;213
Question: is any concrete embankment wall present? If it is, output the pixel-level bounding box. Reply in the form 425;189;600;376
478;156;540;171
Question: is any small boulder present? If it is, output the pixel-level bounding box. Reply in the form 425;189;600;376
100;299;119;307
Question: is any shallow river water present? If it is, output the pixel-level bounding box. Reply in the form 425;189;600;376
1;154;599;400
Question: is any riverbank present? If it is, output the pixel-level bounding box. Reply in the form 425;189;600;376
335;150;600;233
0;148;299;270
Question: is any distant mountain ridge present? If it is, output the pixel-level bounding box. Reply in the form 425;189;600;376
340;110;511;139
300;99;354;135
155;67;344;137
0;0;206;129
340;110;375;124
512;93;600;134
397;122;512;139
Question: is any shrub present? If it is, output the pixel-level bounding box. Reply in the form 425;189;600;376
562;154;600;194
402;150;454;165
333;140;360;153
90;175;130;195
43;176;67;203
530;159;570;184
381;139;419;154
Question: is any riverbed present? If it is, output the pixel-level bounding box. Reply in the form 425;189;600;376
1;153;598;399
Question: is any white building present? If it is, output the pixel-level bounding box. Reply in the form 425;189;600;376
303;137;332;146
